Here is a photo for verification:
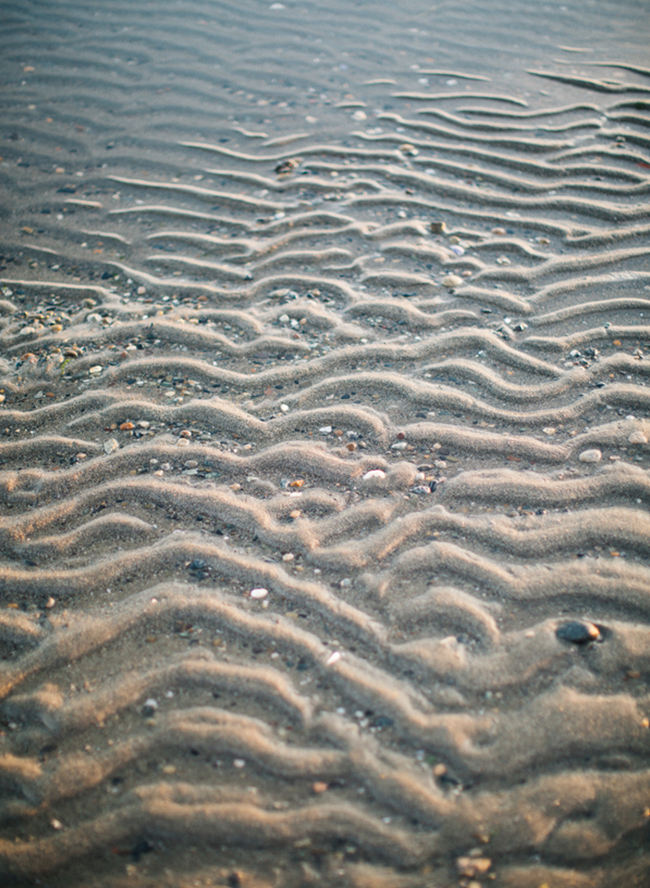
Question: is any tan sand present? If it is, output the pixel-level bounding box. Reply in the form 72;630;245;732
1;1;650;885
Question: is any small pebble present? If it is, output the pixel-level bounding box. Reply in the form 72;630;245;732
120;422;135;431
579;448;601;463
543;427;556;435
319;425;332;434
176;437;189;447
51;819;63;830
442;274;463;288
362;469;386;480
233;758;246;768
312;781;329;793
103;438;119;455
628;432;648;444
399;143;418;156
89;365;103;374
282;553;294;562
179;429;192;438
430;221;446;234
45;596;56;609
556;620;600;645
161;764;176;774
250;587;269;599
326;651;341;666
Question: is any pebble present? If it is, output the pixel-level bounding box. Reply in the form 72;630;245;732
89;365;103;374
628;432;648;444
399;143;418;156
51;819;63;830
103;438;119;455
176;437;189;447
450;244;465;256
319;425;332;434
543;427;556;435
142;698;158;716
556;620;601;645
280;404;289;413
391;441;408;450
289;509;302;519
161;764;176;775
430;221;446;234
250;587;269;599
362;469;386;480
138;420;150;429
120;422;135;431
233;758;246;768
442;274;463;288
45;596;56;609
282;552;294;562
352;110;367;121
312;781;329;793
456;857;492;878
326;651;341;666
579;448;601;463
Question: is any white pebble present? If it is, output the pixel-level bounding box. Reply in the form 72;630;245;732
233;758;246;768
89;365;103;374
579;448;602;463
280;404;289;413
340;578;352;588
103;438;119;455
628;432;648;444
250;587;269;599
319;425;333;434
352;110;367;121
326;651;342;666
442;274;463;288
362;469;386;480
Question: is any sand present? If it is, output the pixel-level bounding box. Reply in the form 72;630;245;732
1;0;650;885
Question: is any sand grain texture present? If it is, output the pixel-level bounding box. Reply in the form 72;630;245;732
1;1;650;886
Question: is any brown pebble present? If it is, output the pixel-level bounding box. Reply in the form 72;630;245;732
179;429;192;438
491;227;506;235
346;442;357;452
432;763;447;777
312;781;328;794
120;422;135;431
289;479;304;488
290;509;302;519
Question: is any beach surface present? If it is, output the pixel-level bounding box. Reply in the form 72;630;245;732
1;1;650;885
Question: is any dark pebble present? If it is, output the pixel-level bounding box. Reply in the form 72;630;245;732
556;621;600;645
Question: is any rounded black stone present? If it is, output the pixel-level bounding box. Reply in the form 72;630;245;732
556;621;600;645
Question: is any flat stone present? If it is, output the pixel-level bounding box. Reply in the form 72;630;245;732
579;448;601;463
556;620;600;645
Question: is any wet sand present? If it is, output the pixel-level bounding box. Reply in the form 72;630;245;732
1;1;650;886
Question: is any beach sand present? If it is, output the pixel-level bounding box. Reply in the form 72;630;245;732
1;1;650;885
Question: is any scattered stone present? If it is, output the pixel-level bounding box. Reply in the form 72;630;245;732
326;651;341;666
391;441;408;450
579;448;602;463
138;420;150;429
432;763;447;777
543;427;556;435
346;442;357;451
556;620;601;645
491;227;506;236
442;274;463;288
430;221;446;234
50;819;63;830
362;469;386;480
290;509;302;519
282;553;294;562
628;432;648;444
89;365;103;374
456;856;492;878
120;422;135;431
142;698;158;716
319;425;332;434
161;764;176;774
45;596;56;609
399;143;418;156
250;587;269;599
352;110;366;121
312;781;329;793
176;437;189;447
274;159;299;175
179;429;192;438
233;758;246;768
103;438;119;455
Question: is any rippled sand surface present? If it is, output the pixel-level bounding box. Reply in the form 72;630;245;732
1;1;650;886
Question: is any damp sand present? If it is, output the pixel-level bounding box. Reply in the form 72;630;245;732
1;1;650;886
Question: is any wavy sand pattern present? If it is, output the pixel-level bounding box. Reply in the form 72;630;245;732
1;1;650;886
